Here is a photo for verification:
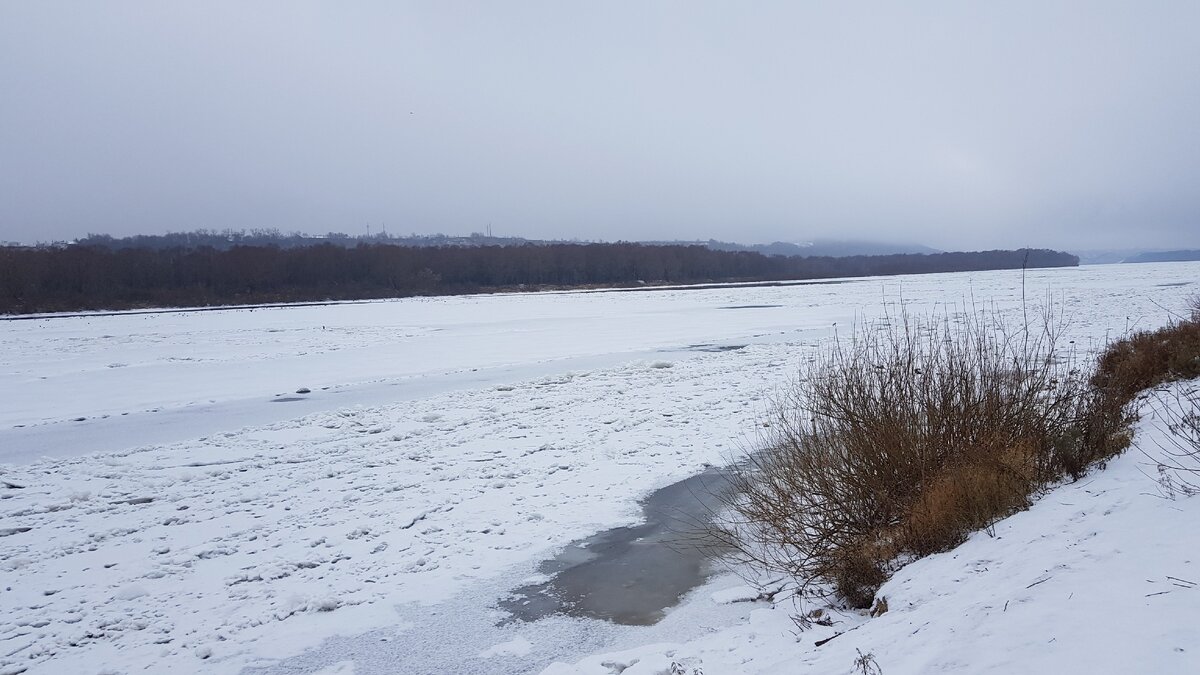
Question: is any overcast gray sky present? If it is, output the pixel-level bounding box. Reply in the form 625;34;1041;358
2;2;1199;251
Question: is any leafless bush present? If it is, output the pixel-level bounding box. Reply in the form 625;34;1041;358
1091;298;1200;499
714;305;1122;609
854;649;883;675
1147;385;1200;498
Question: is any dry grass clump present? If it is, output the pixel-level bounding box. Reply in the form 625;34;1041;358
717;306;1129;609
902;443;1037;556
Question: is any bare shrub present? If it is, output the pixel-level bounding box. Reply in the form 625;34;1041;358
715;306;1116;608
854;649;883;675
1146;385;1200;497
714;297;1200;615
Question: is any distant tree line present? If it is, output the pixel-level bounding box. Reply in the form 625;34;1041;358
72;229;939;258
73;229;531;251
0;243;1077;314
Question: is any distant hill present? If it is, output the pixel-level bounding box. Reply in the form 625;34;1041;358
1123;250;1200;264
1069;248;1200;265
654;238;940;258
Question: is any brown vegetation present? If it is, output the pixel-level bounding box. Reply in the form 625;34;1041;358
717;302;1199;610
1090;301;1200;409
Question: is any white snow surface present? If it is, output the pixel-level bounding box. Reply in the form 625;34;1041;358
1;262;1198;674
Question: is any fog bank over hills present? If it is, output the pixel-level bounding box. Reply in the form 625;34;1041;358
669;239;940;258
1069;248;1200;265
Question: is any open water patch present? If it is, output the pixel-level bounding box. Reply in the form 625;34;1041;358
500;467;732;626
685;343;747;353
717;304;783;310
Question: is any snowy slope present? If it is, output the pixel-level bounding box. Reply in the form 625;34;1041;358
544;383;1200;674
1;262;1197;674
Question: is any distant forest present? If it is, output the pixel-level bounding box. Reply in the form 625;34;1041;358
72;230;939;258
72;229;525;251
0;241;1077;314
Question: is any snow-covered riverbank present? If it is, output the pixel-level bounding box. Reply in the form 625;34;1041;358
545;381;1200;674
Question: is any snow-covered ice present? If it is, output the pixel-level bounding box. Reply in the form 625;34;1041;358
1;262;1198;674
479;637;533;659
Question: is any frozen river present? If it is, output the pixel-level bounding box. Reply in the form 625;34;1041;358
5;264;1192;463
1;262;1197;674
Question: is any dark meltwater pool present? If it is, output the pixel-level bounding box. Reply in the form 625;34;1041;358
500;467;733;626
